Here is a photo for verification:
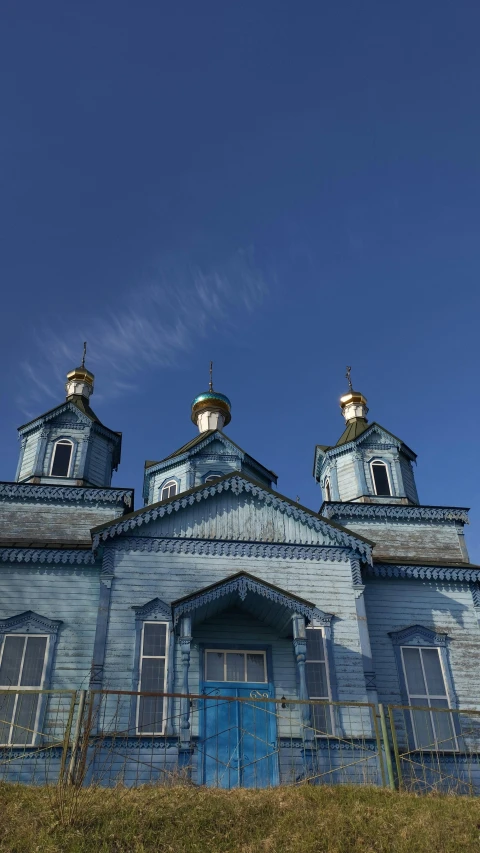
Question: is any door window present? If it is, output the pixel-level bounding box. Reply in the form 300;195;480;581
205;650;267;683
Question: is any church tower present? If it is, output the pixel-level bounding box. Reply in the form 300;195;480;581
15;348;122;487
313;370;418;506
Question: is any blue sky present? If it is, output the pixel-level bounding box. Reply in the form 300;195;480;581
1;1;479;558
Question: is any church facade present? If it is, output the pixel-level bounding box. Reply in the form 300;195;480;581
1;360;479;788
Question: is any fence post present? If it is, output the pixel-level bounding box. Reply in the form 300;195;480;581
387;705;403;790
378;703;396;790
59;691;78;784
68;689;87;785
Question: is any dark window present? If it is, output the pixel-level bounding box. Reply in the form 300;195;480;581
51;441;72;477
161;481;177;500
205;475;220;483
371;462;391;496
305;628;332;734
0;635;48;745
137;622;168;734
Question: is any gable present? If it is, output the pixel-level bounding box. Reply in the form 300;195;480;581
93;473;372;561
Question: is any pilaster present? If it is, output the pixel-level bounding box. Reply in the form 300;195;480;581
351;558;378;703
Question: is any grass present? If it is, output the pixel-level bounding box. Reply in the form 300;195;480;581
1;783;480;853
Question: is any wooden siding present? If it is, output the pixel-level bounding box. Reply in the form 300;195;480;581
131;490;339;545
364;578;480;707
103;550;368;704
0;500;125;544
86;437;112;487
343;519;466;562
336;457;358;502
18;434;38;480
399;455;419;504
0;564;99;689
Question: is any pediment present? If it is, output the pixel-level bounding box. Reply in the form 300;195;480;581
356;424;401;448
92;473;372;561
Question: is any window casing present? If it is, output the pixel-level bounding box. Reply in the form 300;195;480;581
50;439;73;478
137;622;169;735
401;645;457;750
205;650;267;683
370;460;392;496
160;481;177;501
305;627;333;734
0;635;49;745
324;479;331;502
204;474;221;484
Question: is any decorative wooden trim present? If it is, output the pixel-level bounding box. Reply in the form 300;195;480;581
322;503;469;524
0;482;133;507
368;563;480;582
111;536;353;563
389;624;448;647
0;610;63;635
0;547;96;565
172;571;333;626
132;598;172;622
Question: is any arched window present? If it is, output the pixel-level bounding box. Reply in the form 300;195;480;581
324;479;331;502
161;480;177;501
50;439;73;477
205;474;220;484
370;460;391;496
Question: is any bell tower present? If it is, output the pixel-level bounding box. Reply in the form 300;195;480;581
15;346;122;487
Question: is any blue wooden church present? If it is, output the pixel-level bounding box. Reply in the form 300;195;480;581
1;357;479;788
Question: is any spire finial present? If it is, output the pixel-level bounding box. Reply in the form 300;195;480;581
209;360;213;393
346;365;353;392
81;341;87;369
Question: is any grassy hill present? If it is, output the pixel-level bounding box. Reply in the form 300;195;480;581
1;783;480;853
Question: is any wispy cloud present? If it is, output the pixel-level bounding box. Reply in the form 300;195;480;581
17;248;268;416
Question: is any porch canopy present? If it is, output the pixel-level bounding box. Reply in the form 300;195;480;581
172;571;331;637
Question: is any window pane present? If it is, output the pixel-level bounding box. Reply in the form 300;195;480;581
20;637;47;687
306;661;329;698
431;698;456;750
0;636;25;687
206;652;224;681
0;693;15;743
411;707;435;749
142;624;166;657
140;658;165;692
311;702;332;735
138;696;164;734
372;463;391;496
402;648;426;695
226;653;244;682
51;443;72;477
421;649;446;696
161;483;177;500
306;630;325;661
246;654;266;682
12;693;39;745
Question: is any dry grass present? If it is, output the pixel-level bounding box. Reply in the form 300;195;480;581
1;783;480;853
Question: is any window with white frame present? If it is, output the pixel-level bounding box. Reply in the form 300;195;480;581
137;622;169;735
50;439;73;478
305;627;332;734
160;480;177;501
401;646;457;750
204;474;221;484
0;635;49;745
205;650;267;683
324;479;331;502
370;460;391;496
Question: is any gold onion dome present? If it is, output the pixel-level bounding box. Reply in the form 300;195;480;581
65;343;94;400
339;367;368;423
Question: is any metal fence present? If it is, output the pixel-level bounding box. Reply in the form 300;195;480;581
1;688;480;793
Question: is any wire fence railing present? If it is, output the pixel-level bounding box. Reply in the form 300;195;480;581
1;688;480;793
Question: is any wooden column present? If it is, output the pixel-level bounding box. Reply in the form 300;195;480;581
179;615;192;747
292;613;311;732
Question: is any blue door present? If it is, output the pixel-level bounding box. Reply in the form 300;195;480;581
200;649;278;788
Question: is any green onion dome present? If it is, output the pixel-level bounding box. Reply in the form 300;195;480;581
191;391;231;427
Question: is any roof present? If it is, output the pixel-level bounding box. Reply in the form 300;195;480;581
314;420;417;464
18;396;121;438
145;429;278;480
